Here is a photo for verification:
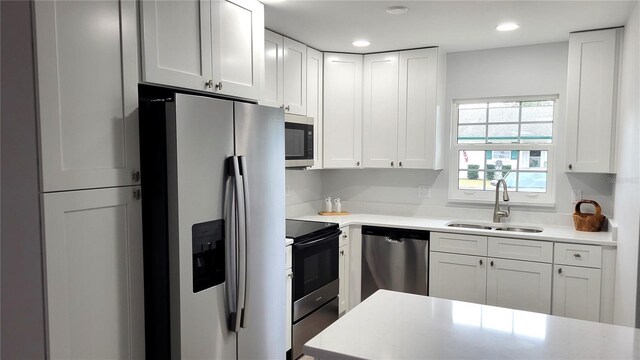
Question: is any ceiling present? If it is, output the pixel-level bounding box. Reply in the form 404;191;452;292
263;0;637;53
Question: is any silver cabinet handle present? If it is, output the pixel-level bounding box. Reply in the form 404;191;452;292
285;105;291;111
479;259;483;266
558;268;563;274
205;80;214;88
215;81;223;91
568;164;573;170
340;250;345;255
490;260;494;267
391;161;394;167
287;272;293;279
356;161;360;166
573;253;582;259
132;170;141;183
399;161;403;167
280;104;285;109
342;234;348;238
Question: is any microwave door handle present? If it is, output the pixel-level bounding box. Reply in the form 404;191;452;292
224;169;238;330
238;155;250;328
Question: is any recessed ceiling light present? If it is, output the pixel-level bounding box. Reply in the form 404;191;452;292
496;23;519;31
352;40;371;47
386;6;408;15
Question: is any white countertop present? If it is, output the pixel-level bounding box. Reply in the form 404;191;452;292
294;213;616;246
304;290;640;359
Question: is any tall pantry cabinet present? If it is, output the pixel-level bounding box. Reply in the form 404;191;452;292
33;1;144;358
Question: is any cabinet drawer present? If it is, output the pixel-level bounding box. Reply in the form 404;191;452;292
554;243;602;268
430;232;487;256
286;245;292;269
339;226;350;247
488;237;553;263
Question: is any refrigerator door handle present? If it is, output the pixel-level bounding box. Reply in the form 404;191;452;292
232;156;247;332
238;155;250;328
224;161;239;331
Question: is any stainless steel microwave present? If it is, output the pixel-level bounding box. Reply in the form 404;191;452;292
285;114;314;168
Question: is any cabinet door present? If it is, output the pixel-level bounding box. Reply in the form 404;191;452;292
283;37;307;115
211;0;264;100
262;30;284;108
339;244;350;316
42;187;144;359
34;0;140;191
429;252;487;304
285;268;293;351
323;53;363;168
140;0;213;91
553;265;601;321
565;28;622;173
363;53;399;168
487;258;552;314
307;48;324;169
397;48;442;169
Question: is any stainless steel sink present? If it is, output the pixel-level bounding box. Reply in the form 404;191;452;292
446;222;494;230
446;222;543;233
494;226;543;233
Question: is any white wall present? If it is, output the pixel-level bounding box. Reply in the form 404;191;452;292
0;0;47;357
309;42;615;225
285;170;323;217
612;2;640;327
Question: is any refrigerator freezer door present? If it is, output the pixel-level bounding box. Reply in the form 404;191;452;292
169;94;236;360
234;102;286;359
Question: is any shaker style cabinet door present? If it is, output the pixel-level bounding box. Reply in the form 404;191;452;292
552;265;602;322
307;47;324;169
140;0;213;91
323;53;363;168
338;244;350;316
34;0;140;191
486;258;552;314
262;30;284;108
565;28;622;173
429;252;487;304
397;48;444;170
211;0;264;100
42;187;144;360
363;52;399;168
283;37;307;115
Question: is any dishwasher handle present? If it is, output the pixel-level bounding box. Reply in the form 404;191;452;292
385;237;403;244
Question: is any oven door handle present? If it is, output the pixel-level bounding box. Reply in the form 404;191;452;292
293;230;342;248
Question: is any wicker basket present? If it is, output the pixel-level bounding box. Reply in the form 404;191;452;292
573;200;606;232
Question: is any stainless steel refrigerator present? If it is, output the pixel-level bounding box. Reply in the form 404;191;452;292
139;84;285;360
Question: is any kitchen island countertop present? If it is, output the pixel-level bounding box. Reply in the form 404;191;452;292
304;290;640;359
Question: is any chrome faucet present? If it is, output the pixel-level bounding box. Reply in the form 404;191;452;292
493;179;510;223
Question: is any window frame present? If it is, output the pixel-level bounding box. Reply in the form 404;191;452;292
448;95;559;206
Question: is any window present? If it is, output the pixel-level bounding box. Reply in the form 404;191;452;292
449;96;557;205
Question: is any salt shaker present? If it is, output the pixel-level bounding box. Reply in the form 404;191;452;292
333;198;342;213
324;197;333;212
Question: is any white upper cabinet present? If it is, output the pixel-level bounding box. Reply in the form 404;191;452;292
363;53;399;168
42;187;144;359
324;53;363;168
283;38;307;115
140;0;264;100
211;0;264;100
397;48;445;170
34;0;140;192
262;30;284;108
140;0;213;91
307;48;324;169
565;28;622;173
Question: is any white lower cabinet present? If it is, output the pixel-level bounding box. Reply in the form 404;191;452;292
552;265;601;321
42;187;144;359
486;258;552;314
285;244;293;352
339;227;350;315
429;252;487;304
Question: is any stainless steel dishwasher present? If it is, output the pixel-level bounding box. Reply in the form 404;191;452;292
361;226;430;301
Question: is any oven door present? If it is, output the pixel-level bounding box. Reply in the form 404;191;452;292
285;115;314;168
292;229;340;320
